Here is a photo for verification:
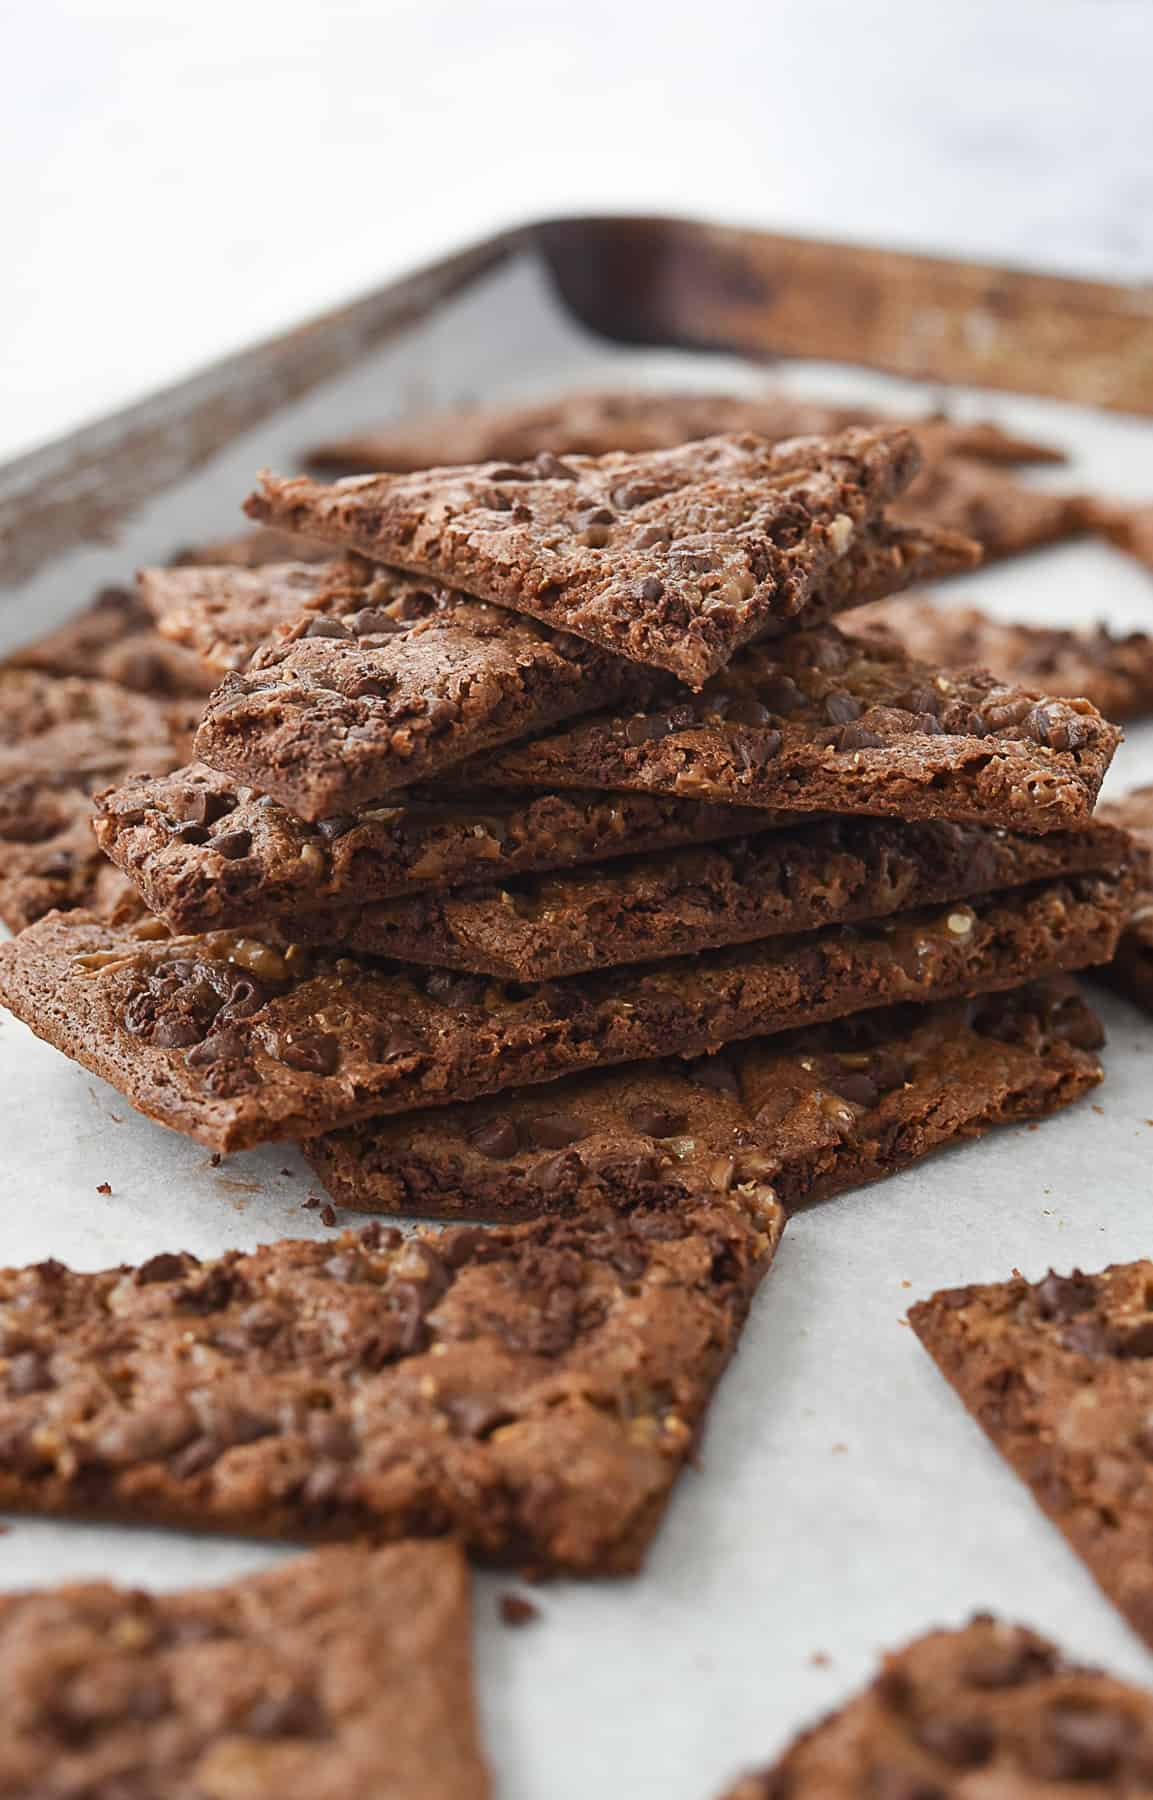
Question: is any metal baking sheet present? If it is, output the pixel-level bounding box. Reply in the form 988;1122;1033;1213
2;244;1153;1798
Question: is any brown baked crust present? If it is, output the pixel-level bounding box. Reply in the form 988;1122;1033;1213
0;1543;488;1799
849;598;1153;722
719;1615;1153;1797
911;1260;1153;1652
274;817;1130;979
3;584;216;697
245;428;924;687
139;561;337;674
168;523;333;566
1082;497;1153;574
0;779;147;933
891;455;1086;561
306;980;1103;1220
303;387;1065;475
93;765;792;933
0;671;185;932
192;566;651;818
0;874;1129;1150
0;1197;781;1573
1095;787;1153;1015
461;623;1121;834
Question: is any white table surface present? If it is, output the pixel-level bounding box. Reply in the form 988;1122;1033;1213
4;0;1152;464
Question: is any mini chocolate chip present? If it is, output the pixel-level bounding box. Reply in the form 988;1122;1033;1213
38;849;76;878
639;577;665;604
837;722;886;750
426;696;460;729
470;1116;520;1159
317;814;358;841
175;824;210;845
272;1031;340;1075
724;699;772;727
303;617;352;639
1032;1270;1097;1321
833;1072;879;1107
737;729;782;764
175;1269;237;1314
524;1112;587;1149
1059;1318;1109;1357
758;675;806;715
243;1691;329;1740
962;1634;1057;1689
380;1024;427;1060
208;830;253;861
348;607;409;636
1031;1703;1135;1779
1110;1318;1153;1358
580;506;615;527
534;452;577;479
1024;704;1091;751
913;1715;993;1768
531;1150;582;1193
171;787;237;829
628;1104;687;1138
350;675;394;700
823;691;862;725
900;685;941;718
624;714;672;746
7;1351;54;1395
134;1252;190;1286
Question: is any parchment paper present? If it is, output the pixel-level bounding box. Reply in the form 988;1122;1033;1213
1;254;1152;1798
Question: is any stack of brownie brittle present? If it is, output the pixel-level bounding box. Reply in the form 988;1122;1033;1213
1;389;1152;1795
0;420;1133;1216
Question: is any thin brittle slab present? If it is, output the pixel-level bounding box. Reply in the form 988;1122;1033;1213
0;671;187;933
192;565;650;817
0;1544;489;1799
304;386;1065;475
306;979;1103;1220
912;1261;1153;1652
0;1197;781;1573
849;598;1153;723
461;623;1121;834
0;873;1128;1150
93;766;791;933
719;1616;1153;1797
274;816;1128;980
245;427;923;687
4;583;215;697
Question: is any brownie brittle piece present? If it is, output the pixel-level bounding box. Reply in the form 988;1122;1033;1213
462;622;1121;835
245;428;924;687
849;598;1153;722
307;979;1103;1220
0;874;1128;1149
0;1197;781;1573
912;1259;1153;1651
0;1543;489;1799
720;1616;1153;1797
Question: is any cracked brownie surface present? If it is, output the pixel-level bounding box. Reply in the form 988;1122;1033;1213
245;427;923;687
0;1195;781;1573
0;1542;489;1799
720;1615;1153;1797
462;622;1121;833
0;874;1128;1148
912;1260;1153;1652
307;979;1103;1220
192;564;650;818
